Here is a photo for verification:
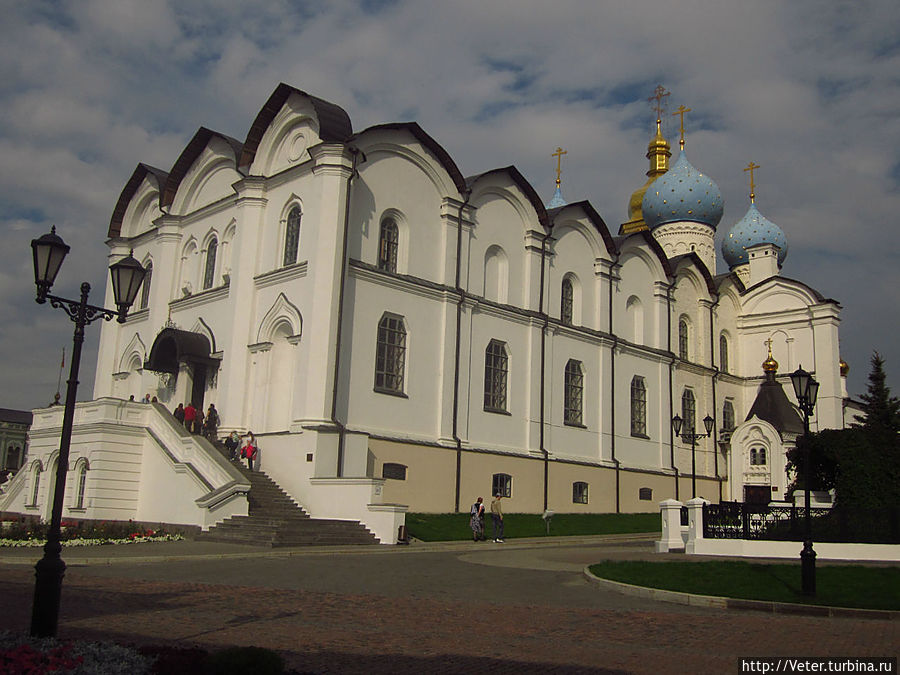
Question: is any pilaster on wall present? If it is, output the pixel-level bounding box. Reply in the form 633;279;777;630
93;241;133;399
220;176;268;429
524;229;549;313
811;304;842;430
652;281;671;352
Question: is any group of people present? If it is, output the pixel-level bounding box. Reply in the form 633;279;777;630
173;402;219;439
223;430;259;471
469;494;504;543
128;393;158;404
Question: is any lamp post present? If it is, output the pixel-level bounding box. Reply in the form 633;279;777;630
789;365;819;596
29;227;146;637
672;413;715;498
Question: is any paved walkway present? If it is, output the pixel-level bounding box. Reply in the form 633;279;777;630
1;535;897;674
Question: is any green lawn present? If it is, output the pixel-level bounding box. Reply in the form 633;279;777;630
588;560;900;611
405;512;660;541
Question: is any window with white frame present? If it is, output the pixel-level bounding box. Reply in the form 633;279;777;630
719;334;729;373
564;359;584;426
74;461;88;509
631;376;647;437
283;206;301;267
203;237;218;290
140;262;152;309
492;473;512;498
750;447;767;466
378;218;399;273
484;340;508;412
681;388;696;435
561;278;574;325
30;463;41;506
678;318;690;361
572;481;589;504
374;314;406;394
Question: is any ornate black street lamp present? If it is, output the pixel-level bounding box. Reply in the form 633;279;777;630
29;227;146;637
672;412;715;498
789;365;819;596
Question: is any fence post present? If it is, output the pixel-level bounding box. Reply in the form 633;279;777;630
655;499;685;552
685;497;708;554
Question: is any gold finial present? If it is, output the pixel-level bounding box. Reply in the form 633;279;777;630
672;104;692;150
762;337;778;374
744;161;760;204
648;85;670;126
552;147;567;189
839;357;849;377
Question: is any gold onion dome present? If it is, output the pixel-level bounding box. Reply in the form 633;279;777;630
762;341;778;374
840;358;849;377
621;119;671;234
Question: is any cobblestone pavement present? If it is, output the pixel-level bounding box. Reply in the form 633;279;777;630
1;538;896;674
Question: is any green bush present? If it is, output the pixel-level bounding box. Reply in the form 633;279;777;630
406;512;659;541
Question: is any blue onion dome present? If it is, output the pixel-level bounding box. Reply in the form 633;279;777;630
641;151;723;230
721;203;788;269
547;185;567;208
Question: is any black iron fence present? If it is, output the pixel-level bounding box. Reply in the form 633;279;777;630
702;502;900;544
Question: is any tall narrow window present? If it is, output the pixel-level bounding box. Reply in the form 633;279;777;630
631;376;647;437
722;400;735;432
203;238;218;290
561;278;574;325
719;334;729;373
74;462;88;509
378;218;399;273
564;359;584;426
484;340;508;412
678;318;689;360
681;389;696;435
283;206;301;267
374;314;406;394
140;262;152;309
30;464;41;506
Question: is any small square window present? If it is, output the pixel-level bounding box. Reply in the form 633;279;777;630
492;473;512;498
572;481;589;504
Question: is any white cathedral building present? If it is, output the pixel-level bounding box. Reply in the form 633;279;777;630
1;84;854;543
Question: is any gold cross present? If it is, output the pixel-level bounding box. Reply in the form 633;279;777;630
764;336;774;357
648;85;670;121
552;147;567;188
744;161;760;203
672;104;692;149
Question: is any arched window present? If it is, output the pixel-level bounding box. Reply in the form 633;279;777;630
572;481;589;504
6;445;22;471
378;218;399;273
750;447;767;466
564;359;584;426
719;334;729;373
492;473;512;498
374;314;406;394
678;318;690;361
30;462;41;506
631;376;647;437
681;389;696;435
561;278;574;325
74;461;88;509
283;206;301;267
484;340;508;413
722;400;736;432
203;237;218;290
140;262;152;309
639;487;653;501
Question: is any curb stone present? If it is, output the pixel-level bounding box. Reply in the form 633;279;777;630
582;566;900;621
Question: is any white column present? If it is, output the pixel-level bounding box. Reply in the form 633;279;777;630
655;499;685;552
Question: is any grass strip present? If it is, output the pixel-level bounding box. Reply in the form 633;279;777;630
405;512;659;541
588;560;900;611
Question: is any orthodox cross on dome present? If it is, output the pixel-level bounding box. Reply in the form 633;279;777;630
672;104;692;150
552;147;567;189
744;161;760;204
648;85;670;124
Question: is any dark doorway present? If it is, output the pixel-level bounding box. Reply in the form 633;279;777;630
744;485;770;504
191;364;207;410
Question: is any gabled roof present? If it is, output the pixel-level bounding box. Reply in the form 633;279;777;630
746;375;804;435
669;252;718;297
741;274;836;305
351;122;467;194
239;83;353;170
108;163;168;238
467;166;550;230
161;127;244;208
548;200;616;256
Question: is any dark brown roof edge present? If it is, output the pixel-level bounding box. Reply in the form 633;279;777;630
161;127;244;208
549;200;617;257
467;166;550;230
108;163;169;239
669;252;718;297
239;83;352;170
351;122;467;194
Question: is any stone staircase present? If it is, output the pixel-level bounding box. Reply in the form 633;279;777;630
197;444;379;547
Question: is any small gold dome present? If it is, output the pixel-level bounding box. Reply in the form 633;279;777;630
762;340;778;374
839;358;849;377
621;120;671;234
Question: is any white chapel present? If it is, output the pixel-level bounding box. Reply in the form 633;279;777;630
1;84;854;543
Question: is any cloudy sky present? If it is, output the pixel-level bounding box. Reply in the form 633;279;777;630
1;0;898;411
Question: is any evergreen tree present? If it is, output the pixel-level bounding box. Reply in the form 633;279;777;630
852;351;900;435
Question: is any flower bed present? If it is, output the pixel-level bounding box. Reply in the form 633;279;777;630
0;518;184;548
0;631;152;674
